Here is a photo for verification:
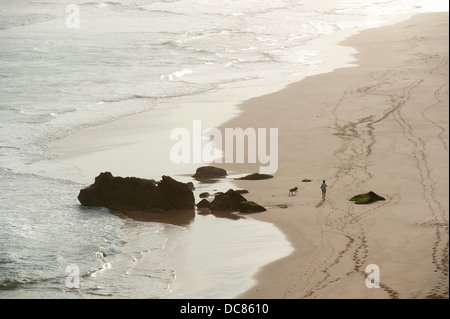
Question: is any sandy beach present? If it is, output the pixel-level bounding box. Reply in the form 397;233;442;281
47;12;449;299
218;12;449;299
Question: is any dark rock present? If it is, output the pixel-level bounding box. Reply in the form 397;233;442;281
210;189;247;211
199;192;210;198
349;191;386;204
192;166;227;179
235;173;273;180
157;175;196;210
302;179;312;182
235;189;249;194
186;182;195;191
196;199;211;209
239;201;267;213
78;172;195;211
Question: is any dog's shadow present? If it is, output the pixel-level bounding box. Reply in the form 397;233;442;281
315;199;325;208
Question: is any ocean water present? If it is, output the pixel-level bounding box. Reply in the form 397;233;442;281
0;0;447;298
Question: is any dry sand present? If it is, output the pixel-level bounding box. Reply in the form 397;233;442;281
218;12;449;299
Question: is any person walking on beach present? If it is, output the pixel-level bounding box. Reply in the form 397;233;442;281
321;180;327;200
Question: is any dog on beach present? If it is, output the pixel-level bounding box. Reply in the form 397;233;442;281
289;187;298;196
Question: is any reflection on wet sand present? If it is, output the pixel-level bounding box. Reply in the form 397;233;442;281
114;207;244;226
113;209;196;227
192;177;224;184
197;208;243;220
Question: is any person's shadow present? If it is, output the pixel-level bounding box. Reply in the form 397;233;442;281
315;199;325;208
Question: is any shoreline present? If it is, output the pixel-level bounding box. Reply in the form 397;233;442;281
218;12;449;299
45;11;449;299
46;98;295;299
44;9;381;299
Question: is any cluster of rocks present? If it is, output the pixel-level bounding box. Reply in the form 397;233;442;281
77;167;386;223
191;166;267;213
78;166;268;216
196;189;266;213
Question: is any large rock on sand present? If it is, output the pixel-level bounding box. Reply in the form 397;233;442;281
192;166;227;179
349;191;385;204
78;172;195;211
210;189;247;211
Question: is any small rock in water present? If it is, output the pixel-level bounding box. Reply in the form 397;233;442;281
192;166;227;179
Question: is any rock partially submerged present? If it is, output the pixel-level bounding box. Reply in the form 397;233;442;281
239;201;267;213
192;166;227;179
196;199;211;209
235;173;273;180
78;172;195;212
349;191;385;204
207;189;267;214
210;189;247;211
